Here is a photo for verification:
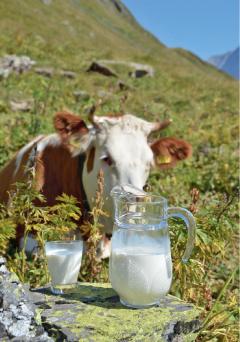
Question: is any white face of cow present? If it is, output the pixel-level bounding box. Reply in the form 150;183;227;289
82;115;155;232
98;115;154;188
104;127;153;188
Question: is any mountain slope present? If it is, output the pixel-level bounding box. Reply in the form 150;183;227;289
0;0;233;80
0;0;164;62
208;47;239;79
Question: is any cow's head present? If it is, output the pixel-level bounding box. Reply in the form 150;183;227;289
54;111;192;233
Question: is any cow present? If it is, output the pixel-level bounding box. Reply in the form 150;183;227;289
0;111;192;257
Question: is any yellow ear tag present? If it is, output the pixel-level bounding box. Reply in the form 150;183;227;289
156;155;172;164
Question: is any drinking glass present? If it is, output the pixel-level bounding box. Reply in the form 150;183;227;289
45;240;83;294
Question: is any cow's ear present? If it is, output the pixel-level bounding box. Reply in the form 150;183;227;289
54;111;88;139
150;137;192;169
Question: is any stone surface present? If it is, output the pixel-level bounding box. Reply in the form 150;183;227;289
0;258;52;341
35;67;54;78
87;59;154;79
30;283;201;341
99;59;155;77
73;90;90;102
129;69;149;78
99;0;131;16
87;61;117;77
41;0;52;4
9;99;34;112
0;55;36;78
60;70;77;79
0;256;6;265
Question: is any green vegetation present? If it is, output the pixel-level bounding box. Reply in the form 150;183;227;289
1;171;81;286
0;0;238;340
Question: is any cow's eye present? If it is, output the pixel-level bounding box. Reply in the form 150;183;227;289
143;183;151;192
102;156;113;166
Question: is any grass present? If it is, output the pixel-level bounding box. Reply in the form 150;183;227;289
0;0;239;340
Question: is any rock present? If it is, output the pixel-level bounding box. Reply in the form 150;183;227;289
0;260;201;341
0;256;6;265
0;258;52;341
30;283;201;341
128;64;154;78
87;61;117;77
60;70;76;79
0;55;36;79
41;0;52;4
9;100;33;112
0;264;10;276
99;0;130;15
73;90;90;102
88;58;155;80
0;68;10;79
35;67;54;78
99;59;155;77
129;69;149;78
111;0;122;13
130;63;154;77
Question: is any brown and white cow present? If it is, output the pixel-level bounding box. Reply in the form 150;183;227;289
0;111;192;256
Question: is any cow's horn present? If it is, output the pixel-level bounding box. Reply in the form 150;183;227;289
151;118;172;132
88;104;101;130
88;104;96;124
88;100;104;129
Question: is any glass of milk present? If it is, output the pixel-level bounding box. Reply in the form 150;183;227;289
45;240;83;294
110;185;196;308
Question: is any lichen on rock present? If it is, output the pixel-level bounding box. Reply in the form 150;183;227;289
31;282;201;341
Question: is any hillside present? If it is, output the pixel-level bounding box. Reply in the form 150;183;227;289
0;0;235;77
208;47;239;80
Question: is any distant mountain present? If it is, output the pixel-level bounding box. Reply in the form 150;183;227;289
208;47;239;79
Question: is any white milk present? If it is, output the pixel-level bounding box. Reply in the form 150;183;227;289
110;249;172;306
46;249;82;285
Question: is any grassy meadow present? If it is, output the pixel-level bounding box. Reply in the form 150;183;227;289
0;0;239;340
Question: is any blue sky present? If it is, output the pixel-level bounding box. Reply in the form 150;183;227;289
121;0;239;60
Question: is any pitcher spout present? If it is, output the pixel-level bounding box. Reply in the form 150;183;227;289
110;184;147;199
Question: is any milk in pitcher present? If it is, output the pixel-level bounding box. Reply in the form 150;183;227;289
110;248;172;307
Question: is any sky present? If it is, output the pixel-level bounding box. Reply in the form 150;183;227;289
121;0;239;60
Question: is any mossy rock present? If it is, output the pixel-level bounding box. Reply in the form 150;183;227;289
31;282;201;341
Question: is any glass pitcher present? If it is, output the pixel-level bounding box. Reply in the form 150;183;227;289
109;184;196;309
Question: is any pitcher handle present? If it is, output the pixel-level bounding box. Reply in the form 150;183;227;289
168;207;196;263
